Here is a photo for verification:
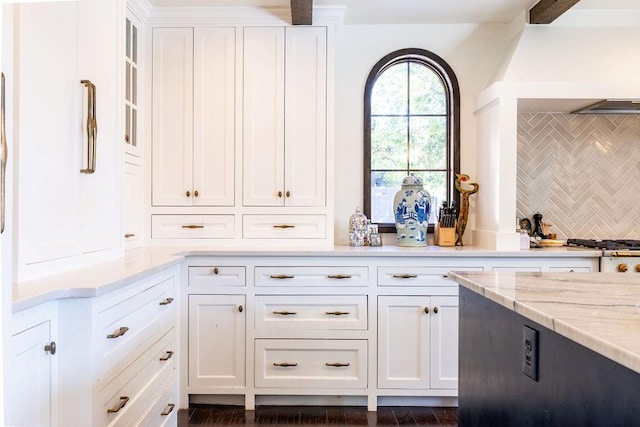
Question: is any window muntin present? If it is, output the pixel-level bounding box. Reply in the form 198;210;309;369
364;49;460;232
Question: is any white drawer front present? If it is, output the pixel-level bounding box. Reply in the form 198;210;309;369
378;266;484;286
97;277;176;374
255;339;367;389
188;266;246;286
548;266;592;272
243;215;326;239
255;295;368;330
97;329;175;427
137;378;178;427
492;266;541;272
255;266;369;287
152;214;235;239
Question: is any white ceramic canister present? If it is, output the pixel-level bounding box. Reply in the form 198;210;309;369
393;176;431;246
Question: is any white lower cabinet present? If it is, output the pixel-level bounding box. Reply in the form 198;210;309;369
188;294;246;388
6;303;57;427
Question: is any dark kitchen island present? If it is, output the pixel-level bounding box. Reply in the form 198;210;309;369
449;271;640;427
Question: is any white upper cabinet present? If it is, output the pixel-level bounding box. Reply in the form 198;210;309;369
152;27;235;207
13;0;121;279
243;26;327;207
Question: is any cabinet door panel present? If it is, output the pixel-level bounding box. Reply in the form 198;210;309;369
193;27;235;206
152;28;194;206
378;296;430;389
242;27;285;207
429;296;458;389
284;26;327;207
188;295;245;387
123;162;143;246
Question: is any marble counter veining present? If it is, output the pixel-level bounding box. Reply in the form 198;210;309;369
449;271;640;375
12;244;601;313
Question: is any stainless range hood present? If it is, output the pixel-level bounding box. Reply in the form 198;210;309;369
572;100;640;114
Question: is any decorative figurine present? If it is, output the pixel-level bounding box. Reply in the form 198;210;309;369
393;175;431;247
454;173;479;246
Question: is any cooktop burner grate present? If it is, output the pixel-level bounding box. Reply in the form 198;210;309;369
567;239;640;250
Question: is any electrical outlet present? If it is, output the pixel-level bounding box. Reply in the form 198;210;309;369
523;325;539;381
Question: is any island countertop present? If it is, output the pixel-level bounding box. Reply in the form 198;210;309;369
449;271;640;375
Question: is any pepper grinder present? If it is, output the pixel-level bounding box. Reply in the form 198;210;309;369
532;212;547;239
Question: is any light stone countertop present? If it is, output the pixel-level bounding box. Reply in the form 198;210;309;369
449;270;640;375
12;245;601;313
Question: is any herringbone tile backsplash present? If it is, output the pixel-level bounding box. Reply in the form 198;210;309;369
517;113;640;240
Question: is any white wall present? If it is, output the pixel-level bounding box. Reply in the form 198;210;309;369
332;23;512;245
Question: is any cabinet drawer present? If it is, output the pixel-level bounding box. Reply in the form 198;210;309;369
378;266;484;286
491;266;541;272
97;329;175;427
255;339;367;389
152;214;235;239
255;295;367;330
255;266;369;287
548;266;592;272
97;277;176;373
137;378;178;427
188;266;246;286
243;215;326;239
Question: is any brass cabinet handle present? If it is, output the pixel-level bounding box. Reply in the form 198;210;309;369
442;274;449;278
182;224;204;229
0;73;7;233
161;403;176;416
124;133;130;142
159;350;174;361
433;307;439;314
392;274;418;279
44;341;57;355
159;297;174;306
80;80;97;174
273;310;297;316
327;274;352;279
238;305;243;313
213;267;219;274
277;191;283;197
286;190;291;197
107;326;129;339
124;233;136;238
273;362;297;367
424;307;430;314
194;190;199;197
326;311;349;316
107;396;130;413
325;362;350;367
186;190;191;197
270;274;294;279
273;224;295;229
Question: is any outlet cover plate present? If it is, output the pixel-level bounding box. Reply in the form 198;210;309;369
523;325;539;381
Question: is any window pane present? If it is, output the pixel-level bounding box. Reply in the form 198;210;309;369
132;67;137;105
421;171;447;223
132;24;138;64
409;116;446;169
132;108;137;147
410;63;446;115
371;117;407;170
125;105;131;145
126;63;131;102
371;171;408;224
126;19;131;59
371;63;407;115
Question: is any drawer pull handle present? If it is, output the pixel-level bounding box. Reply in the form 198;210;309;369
273;310;297;316
392;274;418;279
327;274;352;279
159;297;174;306
442;274;449;278
274;362;298;367
107;396;130;413
161;403;176;416
182;224;204;229
159;350;174;361
273;224;295;229
326;311;350;316
213;267;219;274
238;305;243;313
44;341;57;355
326;362;350;367
124;233;135;238
433;306;439;314
107;326;129;339
270;274;294;279
424;307;430;314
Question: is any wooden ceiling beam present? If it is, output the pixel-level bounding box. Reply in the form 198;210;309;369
529;0;581;24
291;0;313;25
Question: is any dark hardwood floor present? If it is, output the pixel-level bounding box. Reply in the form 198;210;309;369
178;405;458;426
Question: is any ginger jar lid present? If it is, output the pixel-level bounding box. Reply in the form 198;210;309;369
401;175;424;187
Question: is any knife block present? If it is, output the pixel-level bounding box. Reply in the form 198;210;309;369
436;223;456;247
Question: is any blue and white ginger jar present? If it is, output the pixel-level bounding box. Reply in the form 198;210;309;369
393;176;431;246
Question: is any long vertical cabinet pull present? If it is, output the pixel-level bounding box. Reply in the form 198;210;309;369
80;79;97;174
0;73;7;233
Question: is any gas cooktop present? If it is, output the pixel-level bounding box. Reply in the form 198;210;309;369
567;239;640;251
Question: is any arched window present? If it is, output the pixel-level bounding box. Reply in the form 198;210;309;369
364;48;460;233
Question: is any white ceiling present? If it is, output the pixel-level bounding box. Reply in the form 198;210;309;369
147;0;640;24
